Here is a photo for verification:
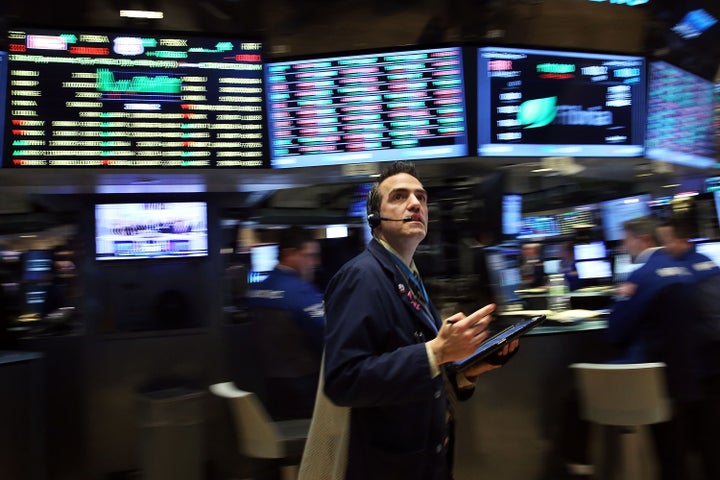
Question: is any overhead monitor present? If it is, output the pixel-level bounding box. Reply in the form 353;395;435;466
645;61;716;169
477;46;646;157
0;51;7;163
4;27;266;168
600;193;651;242
265;46;468;168
94;202;208;260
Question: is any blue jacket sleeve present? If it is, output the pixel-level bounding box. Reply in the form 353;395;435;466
322;259;442;408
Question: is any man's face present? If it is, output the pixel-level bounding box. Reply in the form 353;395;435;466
623;231;647;260
295;241;321;281
376;172;428;245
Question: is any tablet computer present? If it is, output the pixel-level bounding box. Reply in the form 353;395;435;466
450;315;546;372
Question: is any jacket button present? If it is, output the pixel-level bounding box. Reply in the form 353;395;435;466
435;444;443;454
433;390;441;399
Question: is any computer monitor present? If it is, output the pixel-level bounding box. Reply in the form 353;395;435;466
696;241;720;267
248;244;279;283
483;248;523;308
573;241;607;261
612;252;639;282
575;259;612;280
543;259;561;275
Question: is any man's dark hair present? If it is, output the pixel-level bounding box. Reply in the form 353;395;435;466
278;227;316;259
366;161;420;228
664;213;697;240
622;215;659;244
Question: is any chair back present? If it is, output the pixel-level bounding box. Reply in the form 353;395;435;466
209;382;285;459
569;362;671;426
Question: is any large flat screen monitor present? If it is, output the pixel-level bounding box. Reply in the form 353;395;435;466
95;202;208;260
600;194;652;242
4;27;266;168
0;51;7;163
477;46;645;157
645;61;716;168
265;46;468;168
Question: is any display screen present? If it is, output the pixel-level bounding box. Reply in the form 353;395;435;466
557;205;597;235
265;46;468;168
502;194;523;236
4;27;266;168
696;241;720;267
600;194;651;242
576;259;612;280
645;61;716;168
95;202;208;260
0;51;7;163
517;215;560;239
613;252;639;283
248;244;278;283
477;46;645;157
573;241;607;261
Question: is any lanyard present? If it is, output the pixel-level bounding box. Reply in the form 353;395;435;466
388;253;438;333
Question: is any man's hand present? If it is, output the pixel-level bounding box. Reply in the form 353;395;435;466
462;339;520;379
427;303;495;365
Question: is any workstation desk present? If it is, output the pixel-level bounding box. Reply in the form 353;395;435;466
453;312;613;480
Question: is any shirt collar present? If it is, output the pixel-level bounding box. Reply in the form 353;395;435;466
377;238;420;277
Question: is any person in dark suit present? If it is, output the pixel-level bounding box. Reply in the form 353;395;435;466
320;161;519;480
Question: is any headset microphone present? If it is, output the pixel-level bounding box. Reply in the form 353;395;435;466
367;213;414;227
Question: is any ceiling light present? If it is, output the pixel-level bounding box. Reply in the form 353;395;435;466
119;10;164;19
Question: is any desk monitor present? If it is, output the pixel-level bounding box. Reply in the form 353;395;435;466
696;241;720;267
612;252;639;282
573;241;607;261
484;248;524;308
265;45;468;168
543;259;561;275
248;244;278;283
576;259;612;280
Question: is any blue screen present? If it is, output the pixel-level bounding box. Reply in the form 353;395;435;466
477;46;646;158
600;194;651;242
265;46;469;168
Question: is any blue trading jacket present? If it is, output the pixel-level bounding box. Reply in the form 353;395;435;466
246;267;325;352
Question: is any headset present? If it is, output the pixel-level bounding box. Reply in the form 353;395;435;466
367;212;412;228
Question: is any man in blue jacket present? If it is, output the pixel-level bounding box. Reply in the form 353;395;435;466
246;227;325;419
321;161;518;480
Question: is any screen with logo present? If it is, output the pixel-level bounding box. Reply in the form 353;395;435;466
477;46;645;157
645;61;716;169
265;46;468;168
4;27;266;168
95;202;208;260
